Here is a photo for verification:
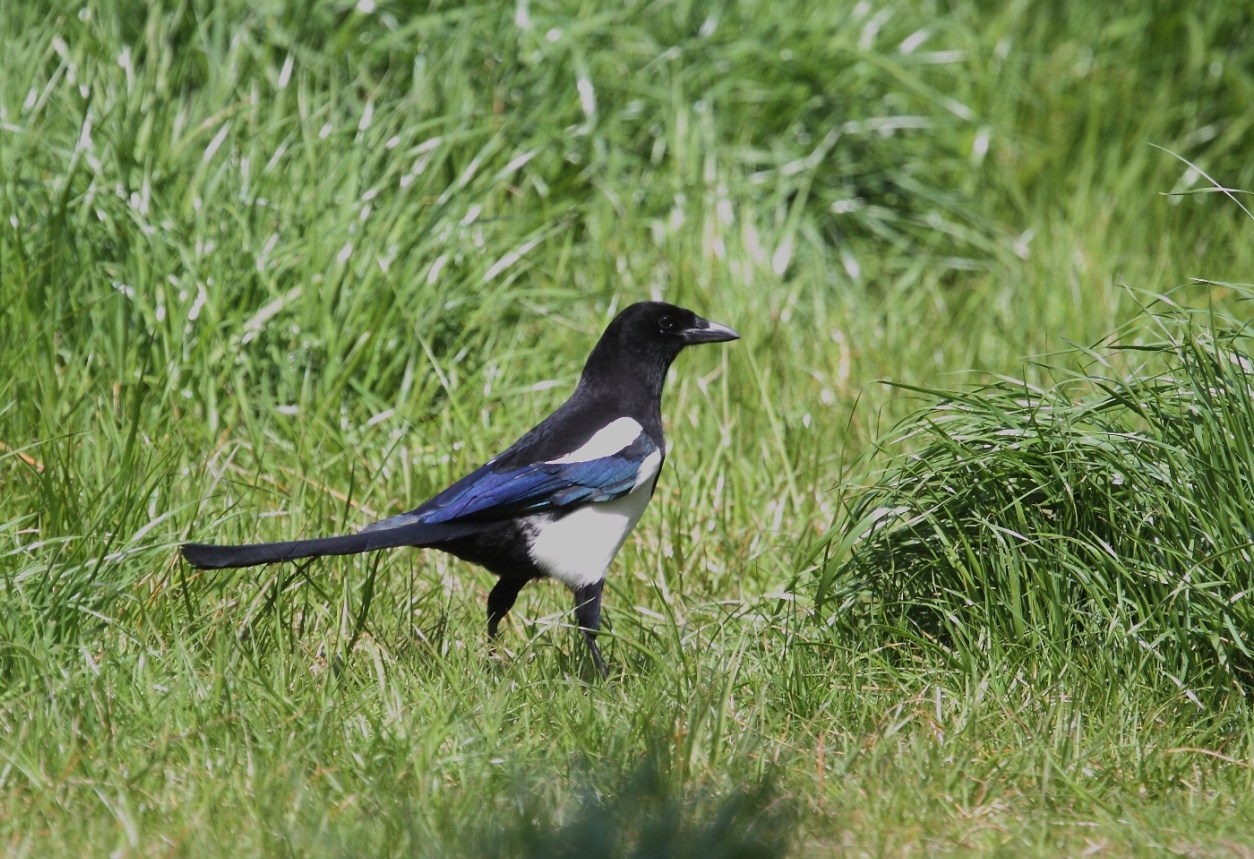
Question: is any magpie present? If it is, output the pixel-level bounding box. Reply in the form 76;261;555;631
182;302;738;676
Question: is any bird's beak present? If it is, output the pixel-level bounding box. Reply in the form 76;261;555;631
682;316;740;344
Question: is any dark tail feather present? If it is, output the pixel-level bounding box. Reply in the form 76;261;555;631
181;520;478;569
183;533;384;569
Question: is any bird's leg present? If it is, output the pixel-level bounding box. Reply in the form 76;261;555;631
573;580;609;678
487;577;526;639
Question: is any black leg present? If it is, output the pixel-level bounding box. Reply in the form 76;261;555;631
487;577;526;639
573;580;609;679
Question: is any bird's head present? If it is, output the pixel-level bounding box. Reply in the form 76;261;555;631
579;301;739;394
615;300;739;348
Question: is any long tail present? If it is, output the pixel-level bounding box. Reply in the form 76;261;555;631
181;518;477;569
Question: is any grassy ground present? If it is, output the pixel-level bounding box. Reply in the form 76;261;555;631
3;0;1253;855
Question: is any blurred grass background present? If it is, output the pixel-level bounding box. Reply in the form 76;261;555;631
2;0;1252;855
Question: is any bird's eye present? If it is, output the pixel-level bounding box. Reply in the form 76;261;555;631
658;315;674;332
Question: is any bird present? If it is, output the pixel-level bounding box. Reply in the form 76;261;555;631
182;301;739;676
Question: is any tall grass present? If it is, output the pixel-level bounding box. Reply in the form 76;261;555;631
2;0;1253;855
820;291;1254;701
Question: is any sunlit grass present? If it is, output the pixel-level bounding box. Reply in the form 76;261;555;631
2;0;1253;855
822;292;1254;699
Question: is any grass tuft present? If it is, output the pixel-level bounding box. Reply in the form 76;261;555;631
821;290;1254;700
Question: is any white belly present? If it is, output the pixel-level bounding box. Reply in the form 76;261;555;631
524;477;657;589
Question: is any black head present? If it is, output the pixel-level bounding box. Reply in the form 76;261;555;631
578;301;739;397
613;301;739;348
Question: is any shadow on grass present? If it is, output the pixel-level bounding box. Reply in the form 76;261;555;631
474;755;792;859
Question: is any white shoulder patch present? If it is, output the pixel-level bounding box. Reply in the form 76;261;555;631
553;417;645;464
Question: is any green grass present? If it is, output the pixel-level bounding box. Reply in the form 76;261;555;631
822;296;1254;692
3;0;1253;855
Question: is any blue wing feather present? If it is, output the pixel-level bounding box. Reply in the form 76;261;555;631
413;434;657;524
